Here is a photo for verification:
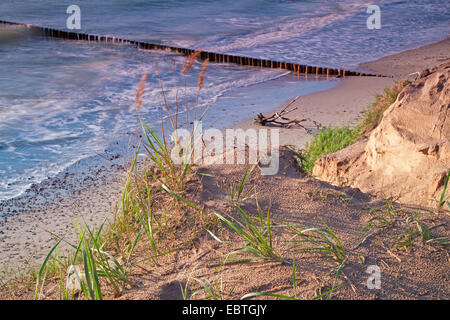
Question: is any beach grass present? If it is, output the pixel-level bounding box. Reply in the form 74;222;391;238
285;217;347;289
355;200;449;258
286;218;347;266
299;126;359;174
358;80;410;135
356;198;397;247
207;200;284;267
298;80;410;175
34;219;146;300
181;276;229;300
437;170;450;213
26;53;215;300
229;163;257;204
241;249;340;300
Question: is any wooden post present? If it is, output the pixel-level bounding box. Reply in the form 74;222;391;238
5;21;385;78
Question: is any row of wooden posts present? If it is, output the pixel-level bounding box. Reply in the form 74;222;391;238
1;20;385;77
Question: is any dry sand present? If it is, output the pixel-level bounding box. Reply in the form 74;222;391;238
115;153;449;300
0;37;448;283
4;149;449;300
360;37;450;80
235;37;450;149
234;76;393;149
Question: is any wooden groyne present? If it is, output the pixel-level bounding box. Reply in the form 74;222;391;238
0;20;385;77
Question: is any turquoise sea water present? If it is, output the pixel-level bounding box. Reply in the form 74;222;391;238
0;0;449;200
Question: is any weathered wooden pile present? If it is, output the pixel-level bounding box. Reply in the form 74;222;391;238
0;20;386;78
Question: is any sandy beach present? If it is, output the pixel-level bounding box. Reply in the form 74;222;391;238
0;37;448;273
234;76;394;149
236;37;450;148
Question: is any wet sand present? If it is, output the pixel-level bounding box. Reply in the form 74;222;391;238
0;141;133;269
360;37;450;80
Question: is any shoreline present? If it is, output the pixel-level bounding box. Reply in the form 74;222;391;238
233;76;393;149
234;37;450;149
0;147;128;269
1;38;448;269
360;37;450;79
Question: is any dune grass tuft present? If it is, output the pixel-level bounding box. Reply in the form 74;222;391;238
359;80;410;135
299;126;359;174
241;249;340;300
298;80;410;175
207;199;283;267
29;54;214;300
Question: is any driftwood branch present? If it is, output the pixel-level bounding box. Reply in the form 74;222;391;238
254;98;323;134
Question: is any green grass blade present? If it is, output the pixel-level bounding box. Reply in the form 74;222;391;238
34;238;63;300
128;229;144;262
241;292;298;300
161;183;201;210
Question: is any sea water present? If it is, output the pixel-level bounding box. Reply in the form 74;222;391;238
0;0;449;201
